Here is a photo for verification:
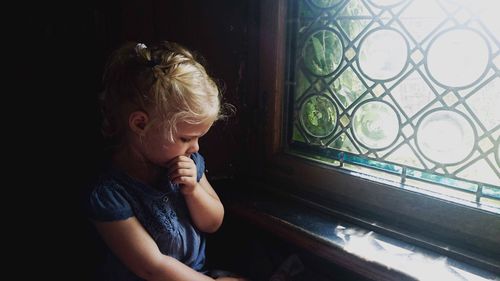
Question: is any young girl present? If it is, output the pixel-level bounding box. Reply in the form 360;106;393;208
86;41;245;281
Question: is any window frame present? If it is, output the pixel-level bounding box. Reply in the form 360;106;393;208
257;0;500;271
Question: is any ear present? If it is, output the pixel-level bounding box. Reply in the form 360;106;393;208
129;111;149;136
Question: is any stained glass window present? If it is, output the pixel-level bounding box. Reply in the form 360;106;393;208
286;0;500;211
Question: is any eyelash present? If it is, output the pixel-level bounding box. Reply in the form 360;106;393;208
180;137;192;143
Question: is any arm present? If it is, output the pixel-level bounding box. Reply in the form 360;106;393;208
168;156;224;233
183;173;225;232
94;217;217;281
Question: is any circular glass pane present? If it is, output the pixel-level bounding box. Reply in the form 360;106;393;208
427;29;489;88
309;0;343;8
300;95;338;138
416;110;475;164
358;29;408;81
303;29;343;76
352;101;400;149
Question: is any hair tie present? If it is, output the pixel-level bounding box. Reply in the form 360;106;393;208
135;43;158;67
135;43;147;53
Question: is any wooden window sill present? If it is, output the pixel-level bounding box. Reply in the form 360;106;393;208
215;181;500;281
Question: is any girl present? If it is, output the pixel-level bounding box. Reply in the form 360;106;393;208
87;41;245;281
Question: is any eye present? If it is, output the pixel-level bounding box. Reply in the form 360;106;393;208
180;137;192;143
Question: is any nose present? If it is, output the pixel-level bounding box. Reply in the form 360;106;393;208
187;139;199;154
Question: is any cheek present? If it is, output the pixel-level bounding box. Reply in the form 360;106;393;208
159;142;183;159
142;134;176;162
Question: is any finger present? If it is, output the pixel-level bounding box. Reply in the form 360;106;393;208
167;162;194;175
167;162;195;177
172;176;196;186
168;168;195;179
166;156;194;170
170;155;191;164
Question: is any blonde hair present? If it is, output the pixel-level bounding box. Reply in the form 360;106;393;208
100;41;230;142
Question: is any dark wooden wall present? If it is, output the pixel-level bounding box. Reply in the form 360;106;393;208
33;1;261;279
89;0;260;180
37;0;261;208
40;0;259;181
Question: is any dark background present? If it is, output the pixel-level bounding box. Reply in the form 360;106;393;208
36;0;260;182
27;0;262;279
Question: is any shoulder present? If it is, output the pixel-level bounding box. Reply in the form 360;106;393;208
190;152;205;167
190;152;205;182
86;175;134;222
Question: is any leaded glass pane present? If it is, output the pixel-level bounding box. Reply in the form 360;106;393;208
286;0;500;211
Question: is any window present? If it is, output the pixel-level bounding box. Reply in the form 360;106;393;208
287;0;500;212
258;0;500;270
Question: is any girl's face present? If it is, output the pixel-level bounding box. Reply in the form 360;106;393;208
142;120;213;166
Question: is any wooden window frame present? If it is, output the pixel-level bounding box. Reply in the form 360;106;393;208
257;0;500;272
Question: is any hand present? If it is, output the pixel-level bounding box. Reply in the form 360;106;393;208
167;155;198;194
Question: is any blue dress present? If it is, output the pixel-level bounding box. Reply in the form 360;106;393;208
86;152;207;281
